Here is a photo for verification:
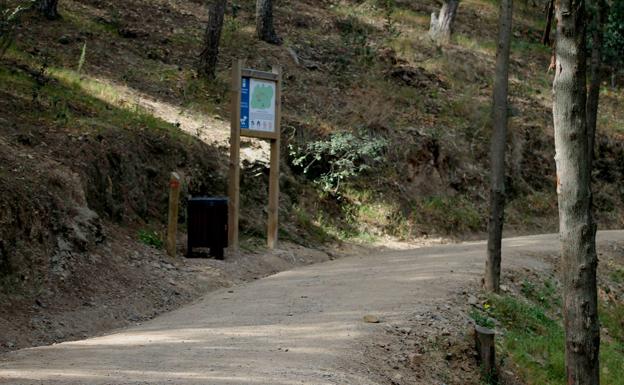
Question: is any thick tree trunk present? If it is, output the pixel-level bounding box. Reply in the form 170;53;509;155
199;0;226;79
553;1;600;384
256;0;281;45
586;0;608;170
428;0;460;44
37;0;59;20
485;0;513;293
541;0;554;45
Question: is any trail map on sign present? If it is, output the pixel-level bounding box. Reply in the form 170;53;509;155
240;77;276;133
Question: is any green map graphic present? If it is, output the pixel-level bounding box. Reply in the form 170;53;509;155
251;84;274;110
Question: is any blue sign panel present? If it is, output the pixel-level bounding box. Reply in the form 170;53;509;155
240;77;250;129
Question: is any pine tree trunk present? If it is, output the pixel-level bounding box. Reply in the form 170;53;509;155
586;0;607;170
37;0;59;20
256;0;281;45
485;0;513;293
428;0;460;44
199;0;226;79
541;0;554;45
553;1;600;384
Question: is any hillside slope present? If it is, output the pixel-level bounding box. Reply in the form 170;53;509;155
0;0;623;351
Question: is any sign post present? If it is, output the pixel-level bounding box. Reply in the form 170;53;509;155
228;61;282;251
166;172;181;257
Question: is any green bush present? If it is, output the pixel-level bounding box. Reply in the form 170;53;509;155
604;1;624;69
415;195;482;234
138;229;163;249
0;1;35;56
289;131;387;194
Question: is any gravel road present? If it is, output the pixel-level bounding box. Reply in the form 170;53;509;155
2;231;623;385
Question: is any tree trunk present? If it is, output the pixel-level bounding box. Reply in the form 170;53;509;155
198;0;226;79
37;0;59;20
485;0;513;293
586;0;608;170
541;0;554;45
428;0;460;44
256;0;281;45
553;0;600;384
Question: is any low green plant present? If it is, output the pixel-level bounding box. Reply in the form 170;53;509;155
469;308;495;329
378;0;401;38
519;279;559;309
289;131;387;195
610;266;624;283
604;0;624;70
484;286;624;384
414;195;482;234
336;15;376;66
0;1;35;56
138;229;163;249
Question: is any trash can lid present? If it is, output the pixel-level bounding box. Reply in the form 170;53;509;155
188;196;229;205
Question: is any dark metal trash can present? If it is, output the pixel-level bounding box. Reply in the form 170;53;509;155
187;197;228;259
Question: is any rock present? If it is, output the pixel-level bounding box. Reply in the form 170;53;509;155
118;27;147;39
6;341;15;348
409;353;424;366
363;315;381;323
500;284;510;292
58;35;71;45
467;295;478;305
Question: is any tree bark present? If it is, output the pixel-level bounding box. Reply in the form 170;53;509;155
199;0;226;79
37;0;59;20
485;0;513;293
553;0;600;384
541;0;554;45
256;0;281;45
586;0;607;171
429;0;460;44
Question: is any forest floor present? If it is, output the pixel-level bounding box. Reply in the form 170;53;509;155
1;231;623;385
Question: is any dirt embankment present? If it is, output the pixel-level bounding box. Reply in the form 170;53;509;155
0;61;326;352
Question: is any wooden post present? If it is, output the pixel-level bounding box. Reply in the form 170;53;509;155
166;172;181;258
228;60;243;252
474;325;497;381
267;65;281;249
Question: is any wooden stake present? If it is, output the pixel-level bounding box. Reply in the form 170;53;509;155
267;65;282;249
228;59;243;252
166;172;181;258
474;325;497;381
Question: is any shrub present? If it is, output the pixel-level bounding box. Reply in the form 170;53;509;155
289;131;387;194
138;229;163;249
0;1;35;56
604;1;624;70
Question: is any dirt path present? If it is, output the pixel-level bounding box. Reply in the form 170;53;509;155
1;231;623;385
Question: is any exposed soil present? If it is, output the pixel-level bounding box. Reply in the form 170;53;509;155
0;225;343;353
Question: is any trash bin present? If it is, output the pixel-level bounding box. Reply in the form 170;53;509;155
187;197;228;259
